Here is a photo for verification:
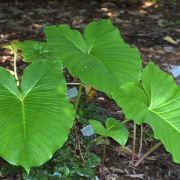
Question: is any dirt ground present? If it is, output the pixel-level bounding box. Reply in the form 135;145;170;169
0;0;180;179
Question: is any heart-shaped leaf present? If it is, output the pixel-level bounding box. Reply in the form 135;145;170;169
89;118;128;146
112;62;180;163
45;19;142;95
0;61;74;171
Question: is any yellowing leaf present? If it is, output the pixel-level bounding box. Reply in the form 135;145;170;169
163;36;178;45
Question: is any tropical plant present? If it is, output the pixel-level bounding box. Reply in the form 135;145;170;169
18;20;142;95
111;62;180;164
89;117;128;179
2;19;139;173
90;118;128;146
1;19;179;177
0;60;74;172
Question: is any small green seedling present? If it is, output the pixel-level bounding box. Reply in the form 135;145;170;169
90;118;128;146
89;118;128;178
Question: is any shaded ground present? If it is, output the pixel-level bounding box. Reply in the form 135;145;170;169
0;0;180;179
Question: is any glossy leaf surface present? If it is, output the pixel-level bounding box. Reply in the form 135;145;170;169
45;20;142;95
0;61;74;171
112;63;180;163
89;118;128;146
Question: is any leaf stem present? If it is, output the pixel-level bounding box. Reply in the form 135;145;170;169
74;124;85;162
100;137;107;180
74;82;83;115
138;125;143;158
121;118;130;124
11;47;19;86
67;82;80;85
132;122;137;164
74;82;84;162
134;141;162;167
102;138;107;165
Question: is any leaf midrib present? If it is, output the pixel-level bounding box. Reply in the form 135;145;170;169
0;82;19;97
84;33;118;83
19;69;55;151
60;34;86;54
20;97;27;151
89;54;119;83
149;108;180;133
60;31;120;86
0;68;54;154
0;80;28;153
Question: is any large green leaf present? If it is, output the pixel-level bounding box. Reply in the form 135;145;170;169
0;61;74;171
111;62;180;163
17;40;54;62
45;19;142;95
89;118;128;146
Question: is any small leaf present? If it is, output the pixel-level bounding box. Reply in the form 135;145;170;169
84;152;101;168
89;118;128;146
105;118;129;146
89;120;106;136
17;40;54;62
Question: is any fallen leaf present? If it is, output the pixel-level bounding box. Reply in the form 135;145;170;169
163;36;178;45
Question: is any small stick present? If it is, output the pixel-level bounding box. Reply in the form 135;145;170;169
134;142;162;167
102;138;107;166
100;137;107;180
74;124;85;162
